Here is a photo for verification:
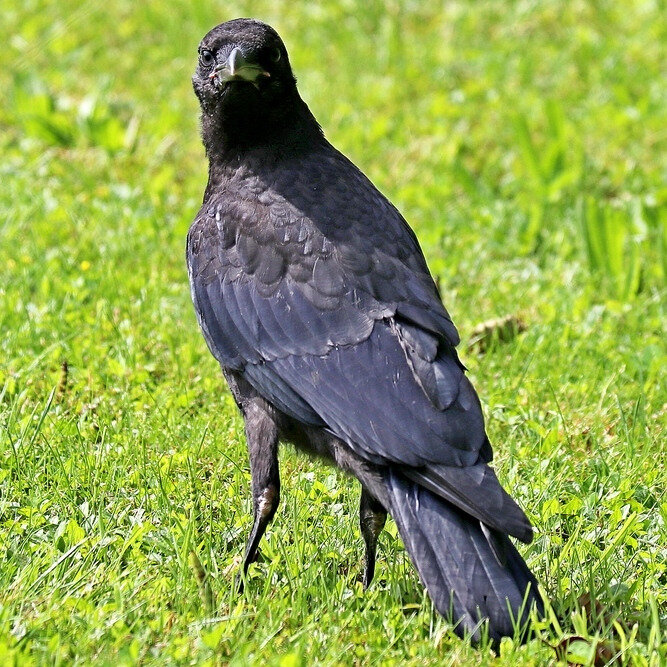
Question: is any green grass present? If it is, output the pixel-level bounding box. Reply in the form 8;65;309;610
0;0;665;664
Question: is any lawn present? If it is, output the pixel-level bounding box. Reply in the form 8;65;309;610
0;0;665;664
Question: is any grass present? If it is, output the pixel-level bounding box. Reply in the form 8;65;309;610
0;0;665;664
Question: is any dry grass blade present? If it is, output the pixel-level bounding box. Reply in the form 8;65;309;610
467;315;526;352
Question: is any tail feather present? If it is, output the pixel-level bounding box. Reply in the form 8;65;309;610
405;463;534;543
385;470;542;643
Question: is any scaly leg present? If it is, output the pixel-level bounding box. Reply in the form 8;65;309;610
241;399;280;578
359;486;387;588
224;372;280;586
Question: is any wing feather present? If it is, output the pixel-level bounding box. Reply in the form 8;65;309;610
187;146;504;520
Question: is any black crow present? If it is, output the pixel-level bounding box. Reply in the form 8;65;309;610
188;18;543;643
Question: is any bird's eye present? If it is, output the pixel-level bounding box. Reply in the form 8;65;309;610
200;49;215;67
271;48;281;63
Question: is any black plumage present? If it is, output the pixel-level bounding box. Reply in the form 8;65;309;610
188;18;543;643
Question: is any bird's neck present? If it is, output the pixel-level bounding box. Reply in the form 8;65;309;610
200;91;324;167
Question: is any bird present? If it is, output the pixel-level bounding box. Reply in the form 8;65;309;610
187;18;543;644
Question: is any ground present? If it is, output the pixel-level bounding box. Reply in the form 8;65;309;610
0;1;665;664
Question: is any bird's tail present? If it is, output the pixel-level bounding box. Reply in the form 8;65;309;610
384;470;543;644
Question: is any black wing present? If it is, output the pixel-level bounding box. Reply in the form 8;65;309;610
187;146;531;541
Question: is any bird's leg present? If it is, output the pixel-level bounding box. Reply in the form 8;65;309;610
223;368;281;592
359;487;387;588
239;398;280;584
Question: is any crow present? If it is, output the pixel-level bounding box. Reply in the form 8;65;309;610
188;18;543;643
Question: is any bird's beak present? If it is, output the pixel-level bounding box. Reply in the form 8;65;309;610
209;47;270;85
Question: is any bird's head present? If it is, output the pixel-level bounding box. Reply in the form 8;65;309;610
193;19;318;156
